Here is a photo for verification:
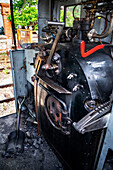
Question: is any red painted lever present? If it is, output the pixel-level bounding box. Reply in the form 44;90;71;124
80;41;105;58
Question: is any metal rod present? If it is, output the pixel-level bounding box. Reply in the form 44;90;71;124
10;0;17;50
0;97;14;103
17;97;25;137
47;21;64;26
35;80;40;134
47;26;64;66
50;0;54;21
0;83;13;88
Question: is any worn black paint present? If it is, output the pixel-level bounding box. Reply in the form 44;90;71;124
35;42;113;169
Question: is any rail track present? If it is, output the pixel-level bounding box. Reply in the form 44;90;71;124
0;54;16;116
0;83;14;103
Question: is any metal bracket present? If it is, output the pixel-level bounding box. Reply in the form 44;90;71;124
73;101;111;134
96;104;113;170
37;75;72;94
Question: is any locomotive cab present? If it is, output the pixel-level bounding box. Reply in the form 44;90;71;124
10;0;113;169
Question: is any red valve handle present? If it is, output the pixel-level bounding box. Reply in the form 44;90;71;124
80;41;105;58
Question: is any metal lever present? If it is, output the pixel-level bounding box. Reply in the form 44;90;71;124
42;23;64;70
47;21;65;26
73;101;111;134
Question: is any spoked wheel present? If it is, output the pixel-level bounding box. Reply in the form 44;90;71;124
46;96;62;129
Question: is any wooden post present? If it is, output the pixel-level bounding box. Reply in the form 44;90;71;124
0;3;12;39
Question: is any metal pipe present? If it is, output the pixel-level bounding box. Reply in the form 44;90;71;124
46;26;64;67
50;0;54;21
10;0;17;50
47;21;64;26
40;35;53;41
92;12;113;39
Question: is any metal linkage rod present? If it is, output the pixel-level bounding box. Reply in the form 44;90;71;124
46;25;64;67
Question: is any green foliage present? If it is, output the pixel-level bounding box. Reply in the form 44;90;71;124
66;10;74;27
3;67;9;74
60;5;81;27
73;5;81;18
0;52;7;55
60;9;64;22
8;0;38;30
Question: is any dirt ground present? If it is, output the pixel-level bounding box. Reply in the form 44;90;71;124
0;52;16;117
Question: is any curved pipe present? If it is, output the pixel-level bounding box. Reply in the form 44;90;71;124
92;12;113;39
101;15;108;35
94;15;110;23
73;5;77;19
80;41;105;58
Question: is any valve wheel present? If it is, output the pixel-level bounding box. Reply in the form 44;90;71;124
46;96;62;128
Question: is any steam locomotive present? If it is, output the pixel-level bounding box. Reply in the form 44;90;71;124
34;1;113;169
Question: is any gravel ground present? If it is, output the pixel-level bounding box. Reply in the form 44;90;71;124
0;101;16;118
0;112;64;170
0;53;65;170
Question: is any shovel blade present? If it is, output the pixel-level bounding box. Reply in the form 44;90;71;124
6;130;25;155
16;130;25;153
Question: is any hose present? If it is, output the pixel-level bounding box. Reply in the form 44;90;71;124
92;11;113;39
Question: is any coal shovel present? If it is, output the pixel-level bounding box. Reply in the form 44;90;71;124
5;97;25;155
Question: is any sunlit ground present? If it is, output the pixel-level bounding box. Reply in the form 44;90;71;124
0;52;16;117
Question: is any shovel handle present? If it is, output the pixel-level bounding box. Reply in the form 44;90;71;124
17;108;21;137
17;97;25;137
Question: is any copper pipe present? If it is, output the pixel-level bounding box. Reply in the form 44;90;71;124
101;15;108;35
92;11;113;39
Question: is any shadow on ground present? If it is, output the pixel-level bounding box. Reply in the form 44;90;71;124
0;112;64;170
